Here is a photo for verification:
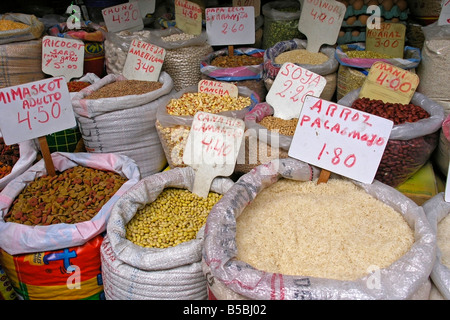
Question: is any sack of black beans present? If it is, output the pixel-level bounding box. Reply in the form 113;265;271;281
338;88;444;188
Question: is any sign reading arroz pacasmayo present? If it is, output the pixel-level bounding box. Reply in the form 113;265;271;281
122;39;166;81
102;1;143;33
183;111;245;198
198;79;238;98
42;36;84;80
298;0;346;53
0;77;75;145
205;6;255;46
288;96;393;184
266;63;326;120
175;0;203;35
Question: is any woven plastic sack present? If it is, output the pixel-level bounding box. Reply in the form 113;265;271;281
0;13;44;44
202;157;436;300
338;88;444;187
71;72;173;178
101;166;234;300
0;151;140;255
434;114;450;176
423;193;450;300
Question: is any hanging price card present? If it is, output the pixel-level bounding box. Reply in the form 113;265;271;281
205;6;255;46
175;0;203;35
288;96;393;184
265;63;326;120
298;0;346;53
438;0;450;26
183;111;245;198
232;0;260;17
359;61;419;104
102;2;143;33
198;79;238;98
122;39;165;81
0;77;75;145
41;36;84;80
366;22;406;59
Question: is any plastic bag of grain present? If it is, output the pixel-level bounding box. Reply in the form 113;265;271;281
101;166;234;300
423;193;450;300
0;13;44;44
263;38;338;101
72;72;173;178
202;157;436;300
338;88;444;187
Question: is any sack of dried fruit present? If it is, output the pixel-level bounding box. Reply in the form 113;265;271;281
338;88;444;187
101;166;234;300
202;158;435;300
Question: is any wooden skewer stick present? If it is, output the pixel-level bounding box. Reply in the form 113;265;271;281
228;45;234;57
38;136;56;176
317;169;330;184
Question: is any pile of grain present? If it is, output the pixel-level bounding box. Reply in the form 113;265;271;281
235;178;414;281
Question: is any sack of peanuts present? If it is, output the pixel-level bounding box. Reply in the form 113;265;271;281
0;13;44;44
101;166;234;300
155;85;259;168
423;193;450;300
150;28;213;92
338;88;445;187
0;151;140;255
263;38;338;101
202;158;435;300
71;72;174;178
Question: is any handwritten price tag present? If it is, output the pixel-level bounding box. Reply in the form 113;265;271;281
438;0;450;26
366;22;406;58
122;39;165;81
205;6;255;46
265;63;326;120
198;79;238;98
175;0;203;35
41;36;84;80
102;2;143;33
0;77;75;145
183;111;244;198
359;61;419;104
288;96;393;184
298;0;346;53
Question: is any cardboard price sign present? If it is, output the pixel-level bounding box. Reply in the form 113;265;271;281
359;61;419;104
198;79;238;97
288;96;393;184
265;63;326;120
41;36;84;80
102;2;143;33
122;39;165;81
366;22;406;58
175;0;203;35
183;111;244;198
298;0;346;53
0;77;75;145
205;6;255;46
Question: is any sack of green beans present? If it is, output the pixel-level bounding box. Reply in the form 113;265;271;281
423;193;450;300
338;88;444;188
263;38;338;101
101;166;235;300
155;85;259;169
202;157;435;300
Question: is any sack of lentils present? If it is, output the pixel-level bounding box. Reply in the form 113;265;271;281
155;85;259;169
101;166;234;300
202;158;435;300
263;38;338;101
338;88;444;188
200;47;267;101
423;193;450;300
149;27;213;92
72;72;174;178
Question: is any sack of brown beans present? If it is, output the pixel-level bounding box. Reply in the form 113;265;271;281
338;88;444;188
101;166;234;300
263;38;338;101
72;72;174;178
202;157;435;300
155;85;259;169
149;27;213;92
200;47;267;101
423;193;450;300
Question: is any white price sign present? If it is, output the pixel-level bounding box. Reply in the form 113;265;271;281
266;63;326;120
42;36;84;80
0;77;75;145
288;96;393;184
102;1;143;33
438;0;450;26
198;79;238;98
205;6;255;46
122;39;165;81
